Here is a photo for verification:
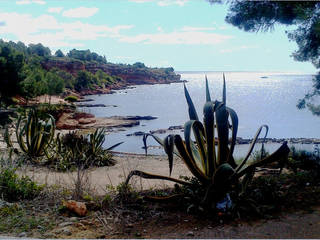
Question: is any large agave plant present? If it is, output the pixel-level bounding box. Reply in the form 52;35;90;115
10;108;55;159
125;75;290;200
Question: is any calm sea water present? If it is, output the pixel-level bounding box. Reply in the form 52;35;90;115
82;71;318;156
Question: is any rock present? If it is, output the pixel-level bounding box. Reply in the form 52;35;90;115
0;200;13;208
69;217;79;222
43;232;55;238
126;131;145;136
18;232;27;237
124;115;157;121
187;231;194;237
61;226;72;236
59;222;73;227
63;200;87;217
168;125;183;130
150;129;167;134
76;103;107;107
126;223;134;228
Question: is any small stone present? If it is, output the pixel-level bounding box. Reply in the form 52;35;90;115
69;217;78;222
43;232;55;238
207;226;212;229
18;232;27;237
61;226;72;236
135;232;141;237
126;223;134;228
187;231;194;237
59;222;73;227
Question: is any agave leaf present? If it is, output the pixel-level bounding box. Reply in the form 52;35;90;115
235;142;290;179
125;170;193;186
184;120;206;173
4;127;13;148
215;102;229;165
203;101;216;177
184;84;199;121
164;135;175;176
222;73;226;104
236;125;268;173
174;135;209;184
106;141;124;151
143;133;180;157
226;107;238;166
205;75;211;102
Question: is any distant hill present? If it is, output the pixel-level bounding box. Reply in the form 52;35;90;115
0;39;181;104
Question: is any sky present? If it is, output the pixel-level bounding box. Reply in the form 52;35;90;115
0;0;316;72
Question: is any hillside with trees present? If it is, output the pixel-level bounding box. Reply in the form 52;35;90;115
0;40;181;106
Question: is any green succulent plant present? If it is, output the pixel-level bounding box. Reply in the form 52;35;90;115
7;108;55;160
125;75;290;202
46;128;123;171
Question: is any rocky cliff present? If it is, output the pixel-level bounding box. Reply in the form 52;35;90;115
41;58;181;86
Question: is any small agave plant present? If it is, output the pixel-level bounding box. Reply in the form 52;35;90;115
125;75;290;202
6;108;55;160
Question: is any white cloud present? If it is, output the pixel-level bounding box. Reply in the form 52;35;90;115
129;0;188;6
119;28;232;45
181;26;216;32
48;7;63;14
16;0;46;5
0;12;133;48
62;7;99;18
157;0;188;6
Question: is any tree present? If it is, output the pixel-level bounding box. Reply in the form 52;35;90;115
210;1;320;115
74;70;93;91
55;49;65;58
46;72;65;103
27;43;51;57
0;45;25;105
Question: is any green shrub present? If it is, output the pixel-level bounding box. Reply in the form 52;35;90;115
64;95;78;103
0;167;43;201
46;128;122;171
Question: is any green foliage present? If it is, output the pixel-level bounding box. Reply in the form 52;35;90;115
13;108;55;160
0;44;25;104
126;75;290;206
54;49;64;57
67;48;107;63
46;128;122;171
74;70;93;91
215;1;320;115
0;204;53;235
288;146;320;173
132;62;146;68
64;95;79;103
27;43;51;57
0;167;42;201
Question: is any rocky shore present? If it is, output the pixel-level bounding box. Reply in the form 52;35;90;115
55;111;157;131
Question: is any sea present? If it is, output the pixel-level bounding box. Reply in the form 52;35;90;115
80;71;319;158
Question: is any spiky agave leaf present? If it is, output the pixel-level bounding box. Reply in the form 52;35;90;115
235;125;268;173
184;83;199;121
205;75;211;102
203;101;216;177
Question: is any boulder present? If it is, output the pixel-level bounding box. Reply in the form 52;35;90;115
63;200;87;217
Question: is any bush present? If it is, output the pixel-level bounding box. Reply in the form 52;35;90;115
64;95;78;103
0;167;43;201
46;129;121;171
